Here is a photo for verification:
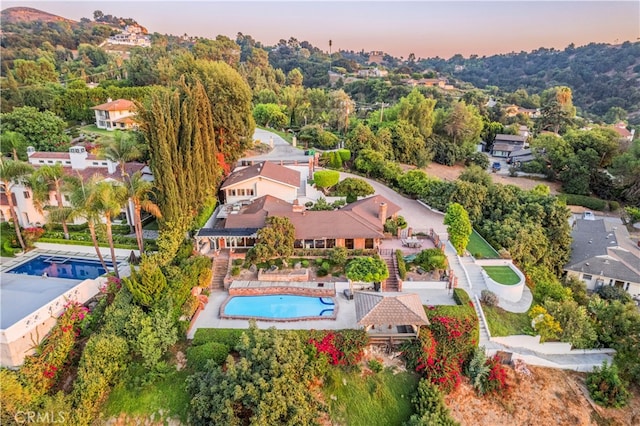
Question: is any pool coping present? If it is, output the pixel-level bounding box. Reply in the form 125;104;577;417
219;294;339;322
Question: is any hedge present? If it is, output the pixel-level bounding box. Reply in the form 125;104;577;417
453;288;472;306
186;342;230;371
395;249;407;280
191;328;244;349
37;237;158;251
558;194;607;211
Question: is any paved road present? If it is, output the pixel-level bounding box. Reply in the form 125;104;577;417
239;128;308;163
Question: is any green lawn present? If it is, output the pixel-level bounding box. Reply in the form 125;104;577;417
482;266;521;285
103;369;191;422
467;230;500;259
322;367;419;426
142;219;159;230
481;304;534;337
256;126;295;144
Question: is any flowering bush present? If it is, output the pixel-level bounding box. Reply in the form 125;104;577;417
19;301;90;397
402;305;479;394
308;329;368;366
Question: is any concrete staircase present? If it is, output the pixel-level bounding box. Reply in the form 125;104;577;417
211;250;230;290
382;253;400;292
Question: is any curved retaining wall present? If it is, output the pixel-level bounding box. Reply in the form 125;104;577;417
476;259;525;303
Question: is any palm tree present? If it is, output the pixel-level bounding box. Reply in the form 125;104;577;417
103;131;143;177
0;159;34;252
1;131;27;160
60;174;110;272
127;171;162;253
30;164;72;239
92;181;128;278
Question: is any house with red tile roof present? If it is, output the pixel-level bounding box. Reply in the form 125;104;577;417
90;98;136;131
612;122;635;143
196;193;400;253
220;161;302;204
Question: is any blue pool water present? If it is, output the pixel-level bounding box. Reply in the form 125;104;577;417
223;295;335;319
6;255;113;280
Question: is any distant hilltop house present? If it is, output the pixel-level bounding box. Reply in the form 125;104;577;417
368;51;385;65
0;146;151;228
612;122;635;143
564;218;640;298
91;98;136;131
357;68;389;78
505;104;540;119
107;25;151;47
403;78;453;90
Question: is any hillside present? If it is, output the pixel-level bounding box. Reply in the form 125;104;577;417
0;6;76;24
416;42;640;121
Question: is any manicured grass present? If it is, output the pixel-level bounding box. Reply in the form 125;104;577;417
256;126;296;145
79;124;118;137
103;369;191;422
483;266;521;285
142;220;159;230
323;367;419;426
481;304;534;337
467;230;500;258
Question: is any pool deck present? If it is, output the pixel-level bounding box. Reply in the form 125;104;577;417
188;282;456;338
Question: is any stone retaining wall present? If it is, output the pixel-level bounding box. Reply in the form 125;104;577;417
257;268;309;282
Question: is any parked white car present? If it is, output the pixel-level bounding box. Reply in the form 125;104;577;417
582;211;595;220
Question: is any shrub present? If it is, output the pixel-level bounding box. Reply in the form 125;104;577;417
301;260;309;267
608;201;620;211
186;342;230;370
337;148;351;162
596;285;632;303
328;246;348;266
453;288;471;306
396;249;407;280
405;378;459;426
415;248;447;272
558;194;607;211
231;266;241;276
191;328;244;349
367;359;383;373
625;206;640;223
587;361;629;408
480;290;499;307
529;305;562;342
308;329;368;366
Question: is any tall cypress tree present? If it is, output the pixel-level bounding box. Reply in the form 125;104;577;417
138;77;221;228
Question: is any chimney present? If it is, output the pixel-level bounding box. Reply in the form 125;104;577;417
378;202;387;225
69;145;88;170
107;97;113;103
292;199;305;213
26;146;36;157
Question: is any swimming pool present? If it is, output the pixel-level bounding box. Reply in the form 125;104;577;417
222;295;336;320
6;255;113;280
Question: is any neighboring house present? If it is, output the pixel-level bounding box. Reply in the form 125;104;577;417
564;219;640;297
505;104;540;118
506;148;535;165
220;161;301;205
491;134;527;158
357;68;389;78
196;194;401;252
0;146;151;228
90;98;136;131
107;25;151;47
368;51;384;65
612;122;635;143
403;78;448;89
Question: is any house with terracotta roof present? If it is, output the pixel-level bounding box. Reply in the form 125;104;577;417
0;146;151;228
220;161;302;205
90;98;136;131
612;122;635;143
564;218;640;298
196;194;401;253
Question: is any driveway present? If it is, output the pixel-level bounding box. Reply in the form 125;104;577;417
239;128;309;163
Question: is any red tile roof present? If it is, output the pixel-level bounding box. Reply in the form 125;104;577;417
29;152;71;160
355;293;430;326
91;99;135;112
224;194;399;240
221;162;300;189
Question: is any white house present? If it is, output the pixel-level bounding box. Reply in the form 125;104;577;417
0;146;151;228
564;218;640;298
220;161;302;205
91;98;136;131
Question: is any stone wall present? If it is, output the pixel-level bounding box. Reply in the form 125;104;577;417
257;268;309;282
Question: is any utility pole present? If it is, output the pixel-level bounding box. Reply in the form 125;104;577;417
329;40;332;73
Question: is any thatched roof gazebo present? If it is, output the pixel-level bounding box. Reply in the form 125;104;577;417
355;292;430;337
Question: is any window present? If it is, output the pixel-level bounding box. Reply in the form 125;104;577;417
93;162;99;166
39;160;45;164
238;189;245;196
47;160;53;164
247;188;255;196
365;238;374;249
326;239;336;248
314;239;325;249
345;239;354;249
64;195;70;202
582;274;592;281
23;191;30;199
304;239;314;249
228;189;236;196
294;239;303;249
101;162;107;166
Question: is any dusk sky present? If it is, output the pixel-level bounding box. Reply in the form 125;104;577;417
3;1;639;58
